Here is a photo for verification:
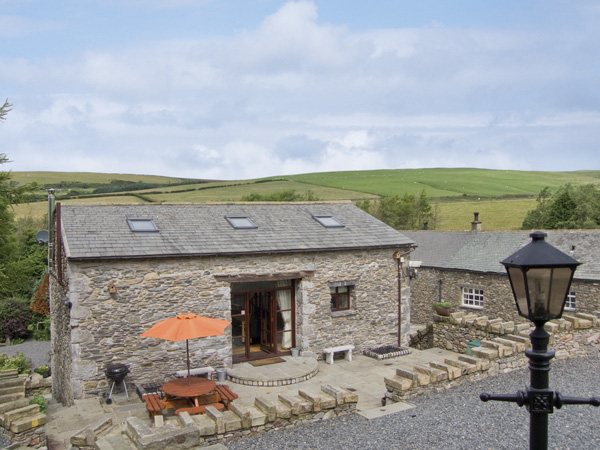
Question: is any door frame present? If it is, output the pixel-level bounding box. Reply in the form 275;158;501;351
231;280;296;363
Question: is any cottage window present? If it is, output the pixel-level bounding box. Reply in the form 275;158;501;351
313;215;344;228
462;287;483;309
564;289;576;311
330;286;351;311
225;216;257;229
127;218;158;232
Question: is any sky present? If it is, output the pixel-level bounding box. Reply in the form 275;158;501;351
1;0;599;180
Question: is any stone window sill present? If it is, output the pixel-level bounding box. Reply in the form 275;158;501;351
331;310;358;318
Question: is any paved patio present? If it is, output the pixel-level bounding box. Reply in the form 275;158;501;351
43;348;461;449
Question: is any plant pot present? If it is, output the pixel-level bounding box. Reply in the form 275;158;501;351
290;347;299;357
435;307;454;316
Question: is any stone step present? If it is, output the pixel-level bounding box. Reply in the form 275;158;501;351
125;417;154;443
0;391;25;405
413;364;447;384
321;384;356;406
298;389;336;411
384;376;413;392
0;369;19;379
254;396;277;422
222;410;242;433
191;413;217;436
126;415;202;450
470;346;498;360
429;361;462;380
502;334;530;349
481;340;513;357
395;367;419;387
231;403;266;429
70;416;113;447
0;376;26;390
444;358;477;375
94;434;136;450
275;399;292;419
562;314;594;329
493;338;520;353
576;312;599;327
278;393;312;415
8;411;47;433
500;322;515;334
0;385;26;397
458;354;490;371
0;404;39;429
0;397;29;415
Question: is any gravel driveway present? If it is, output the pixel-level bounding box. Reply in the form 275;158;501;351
227;352;600;450
0;339;51;370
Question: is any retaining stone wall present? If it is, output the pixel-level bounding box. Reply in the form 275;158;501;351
410;267;600;326
56;247;410;399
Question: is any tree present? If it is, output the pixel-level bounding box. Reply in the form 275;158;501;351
0;99;12;122
356;190;432;230
522;184;600;230
0;100;46;303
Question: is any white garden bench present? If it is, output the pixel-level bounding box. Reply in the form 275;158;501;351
322;345;355;365
174;366;214;379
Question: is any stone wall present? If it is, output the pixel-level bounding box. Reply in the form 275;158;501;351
56;247;411;399
410;267;600;326
49;218;74;407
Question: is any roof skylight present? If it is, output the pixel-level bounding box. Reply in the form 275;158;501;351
127;218;158;232
225;216;257;229
313;215;344;228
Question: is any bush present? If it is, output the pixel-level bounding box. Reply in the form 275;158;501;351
0;297;33;340
29;315;50;341
0;352;32;374
29;392;48;413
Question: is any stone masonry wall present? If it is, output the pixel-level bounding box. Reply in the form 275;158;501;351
63;247;411;399
411;267;600;326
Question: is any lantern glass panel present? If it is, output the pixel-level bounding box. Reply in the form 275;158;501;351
507;267;529;318
525;268;553;320
547;267;574;318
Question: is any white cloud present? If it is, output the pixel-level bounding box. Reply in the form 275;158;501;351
2;0;599;178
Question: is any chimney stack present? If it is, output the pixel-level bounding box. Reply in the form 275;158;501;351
471;212;481;232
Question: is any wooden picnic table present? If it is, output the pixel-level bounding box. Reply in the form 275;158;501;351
160;377;217;407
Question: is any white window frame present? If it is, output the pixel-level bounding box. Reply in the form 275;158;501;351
462;287;484;309
564;289;576;311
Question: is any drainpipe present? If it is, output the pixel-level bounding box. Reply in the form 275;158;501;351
47;189;55;273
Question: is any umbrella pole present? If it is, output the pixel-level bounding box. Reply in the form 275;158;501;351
186;339;191;384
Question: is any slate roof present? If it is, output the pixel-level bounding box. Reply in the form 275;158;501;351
402;230;600;281
60;203;414;260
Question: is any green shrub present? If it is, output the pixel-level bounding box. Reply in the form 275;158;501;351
29;392;48;414
0;352;32;374
0;297;33;340
34;365;50;377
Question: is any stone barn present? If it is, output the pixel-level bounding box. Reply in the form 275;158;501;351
49;202;414;405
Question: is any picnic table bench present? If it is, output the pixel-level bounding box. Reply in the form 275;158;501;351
142;393;165;418
214;384;238;410
175;402;225;415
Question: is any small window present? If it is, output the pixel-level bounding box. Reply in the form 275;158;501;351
313;215;344;228
127;218;158;232
565;290;576;311
330;286;351;311
225;216;257;229
462;287;483;309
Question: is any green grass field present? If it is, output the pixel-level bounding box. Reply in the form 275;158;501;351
10;168;599;231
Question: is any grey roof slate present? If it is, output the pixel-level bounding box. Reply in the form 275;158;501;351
60;203;414;260
402;230;600;281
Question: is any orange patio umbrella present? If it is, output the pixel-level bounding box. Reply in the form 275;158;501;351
140;312;231;379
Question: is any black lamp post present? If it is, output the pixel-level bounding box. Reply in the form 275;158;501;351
480;231;599;450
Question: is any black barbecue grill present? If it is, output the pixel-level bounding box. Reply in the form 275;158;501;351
104;363;129;404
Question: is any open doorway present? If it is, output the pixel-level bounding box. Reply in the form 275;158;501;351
231;280;295;363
